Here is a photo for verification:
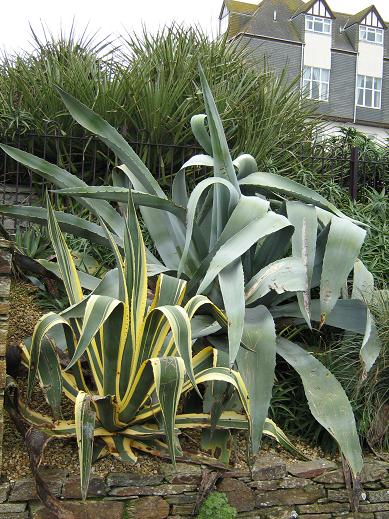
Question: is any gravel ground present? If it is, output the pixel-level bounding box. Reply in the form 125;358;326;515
2;279;334;482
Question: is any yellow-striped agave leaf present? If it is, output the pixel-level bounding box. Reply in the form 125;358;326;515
151;356;185;466
75;392;96;501
27;312;70;403
47;197;83;305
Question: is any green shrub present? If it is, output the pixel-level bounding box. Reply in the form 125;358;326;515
0;25;316;182
197;492;237;519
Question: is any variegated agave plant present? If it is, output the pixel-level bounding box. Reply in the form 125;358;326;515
1;68;382;483
9;192;292;499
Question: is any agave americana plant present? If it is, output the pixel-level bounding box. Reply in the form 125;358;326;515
9;191;294;499
1;68;382;483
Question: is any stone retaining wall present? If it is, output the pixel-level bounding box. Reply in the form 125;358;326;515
0;240;12;471
0;455;388;519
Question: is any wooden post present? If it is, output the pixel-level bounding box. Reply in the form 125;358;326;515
0;239;13;471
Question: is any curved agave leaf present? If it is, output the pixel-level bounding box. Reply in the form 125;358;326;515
233;154;258;180
117;165;183;270
0;144;124;235
198;66;239;192
180;154;214;170
0;204;115;247
191;114;212;155
111;436;137;463
240;172;360;221
65;295;122;371
286;201;318;326
47;198;84;306
245;257;306;305
197;212;291;294
352;260;380;376
252;203;294;273
57;89;183;269
219;259;245;366
27;312;70;403
54;187;186;220
55;87;164;198
75;392;96;500
352;259;374;302
151;356;185;466
238;306;276;454
276;338;363;477
172;170;189;209
320;217;366;324
150;305;200;397
38;339;63;420
271;298;369;334
178;176;239;277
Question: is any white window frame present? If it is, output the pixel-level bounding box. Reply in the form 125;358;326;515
359;26;384;44
357;75;382;109
305;15;332;34
302;67;330;101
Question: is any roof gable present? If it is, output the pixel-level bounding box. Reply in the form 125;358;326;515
222;0;258;17
344;5;387;30
292;0;334;20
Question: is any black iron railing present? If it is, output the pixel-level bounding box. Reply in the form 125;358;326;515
0;131;387;232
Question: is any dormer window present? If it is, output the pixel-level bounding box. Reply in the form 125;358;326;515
305;15;331;34
359;26;384;44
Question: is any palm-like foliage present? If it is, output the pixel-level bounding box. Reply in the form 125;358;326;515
1;69;382;482
0;25;316;180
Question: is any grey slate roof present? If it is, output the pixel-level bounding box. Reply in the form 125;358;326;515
291;0;335;19
343;5;387;30
228;0;389;56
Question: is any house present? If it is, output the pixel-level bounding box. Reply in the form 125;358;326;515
219;0;389;140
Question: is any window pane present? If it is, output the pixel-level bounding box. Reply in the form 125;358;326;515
323;19;330;33
321;83;329;101
312;68;320;81
314;20;323;32
306;16;313;30
357;88;364;106
365;89;372;107
321;69;330;82
377;30;383;43
312;81;320;99
367;30;375;42
303;67;311;80
374;78;382;91
360;27;366;40
374;90;381;108
365;77;373;89
357;75;364;88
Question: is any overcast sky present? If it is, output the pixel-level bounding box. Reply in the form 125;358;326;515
1;0;389;54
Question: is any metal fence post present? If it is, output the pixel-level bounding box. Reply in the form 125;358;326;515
349;147;359;201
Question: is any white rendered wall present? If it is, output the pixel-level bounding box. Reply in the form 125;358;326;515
356;41;384;78
304;32;332;69
318;121;388;144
